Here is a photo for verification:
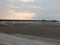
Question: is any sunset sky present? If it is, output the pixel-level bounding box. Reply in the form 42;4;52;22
0;0;60;20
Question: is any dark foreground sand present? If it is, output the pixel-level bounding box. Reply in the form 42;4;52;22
0;23;60;39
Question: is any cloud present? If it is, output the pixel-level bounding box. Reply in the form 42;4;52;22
7;0;17;3
0;0;10;16
0;0;60;20
19;0;35;2
49;4;60;9
8;0;35;3
52;13;60;18
44;13;60;20
3;11;36;20
30;6;46;10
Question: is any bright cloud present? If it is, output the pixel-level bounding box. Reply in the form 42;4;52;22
19;0;35;2
30;6;46;10
4;12;36;20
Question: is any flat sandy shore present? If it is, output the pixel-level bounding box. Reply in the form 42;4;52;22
0;23;60;39
0;33;60;45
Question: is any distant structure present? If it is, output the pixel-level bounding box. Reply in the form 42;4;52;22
0;20;59;25
0;20;43;24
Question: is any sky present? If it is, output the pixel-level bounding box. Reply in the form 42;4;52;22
0;0;60;20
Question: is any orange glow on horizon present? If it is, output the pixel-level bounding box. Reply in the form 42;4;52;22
4;12;36;20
